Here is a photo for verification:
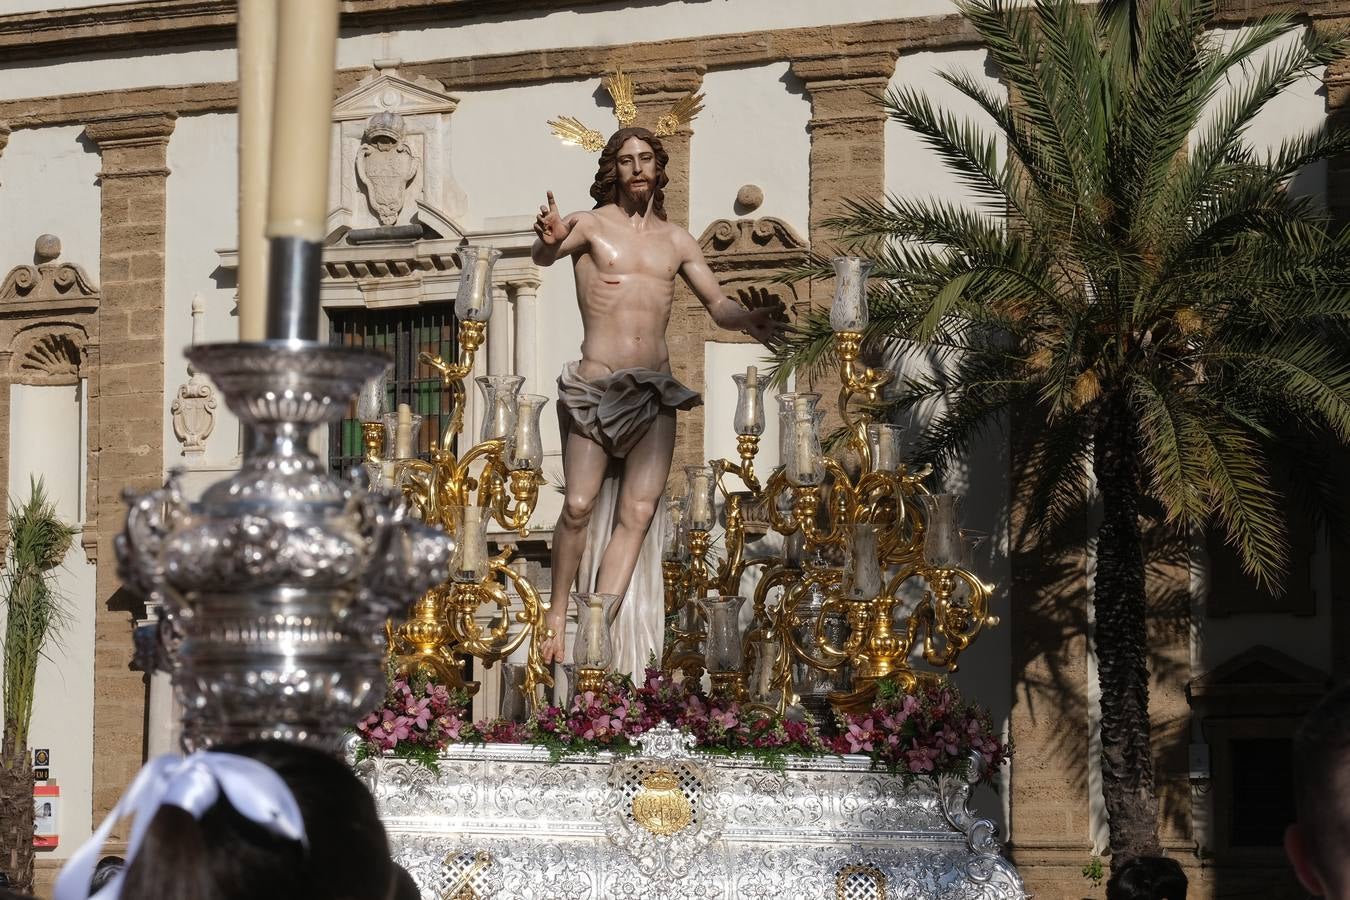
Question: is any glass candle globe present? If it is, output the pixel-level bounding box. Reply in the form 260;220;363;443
450;505;490;583
699;594;747;674
573;592;621;670
732;369;765;436
454;245;502;323
922;493;964;569
508;394;547;470
866;423;903;472
685;465;717;532
828;256;874;333
475;374;523;444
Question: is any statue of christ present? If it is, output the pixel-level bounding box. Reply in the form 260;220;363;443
531;126;782;676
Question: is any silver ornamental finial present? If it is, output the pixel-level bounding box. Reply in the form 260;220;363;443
117;341;454;750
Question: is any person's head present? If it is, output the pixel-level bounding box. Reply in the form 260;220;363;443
590;127;669;219
1106;856;1187;900
59;740;395;900
89;857;123;893
1287;681;1350;898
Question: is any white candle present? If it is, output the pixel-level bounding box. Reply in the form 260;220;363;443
265;0;340;242
237;0;276;341
462;506;485;572
746;365;757;389
689;485;710;527
794;419;814;480
395;403;413;459
585;603;603;666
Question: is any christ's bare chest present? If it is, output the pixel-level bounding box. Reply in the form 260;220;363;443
582;216;681;281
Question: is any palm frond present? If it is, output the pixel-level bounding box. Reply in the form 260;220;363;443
2;477;75;756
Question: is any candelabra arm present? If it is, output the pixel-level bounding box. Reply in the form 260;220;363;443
919;566;997;671
502;553;553;707
779;572;849;673
716;492;746;595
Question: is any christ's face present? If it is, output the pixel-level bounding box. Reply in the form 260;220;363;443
616;136;658;204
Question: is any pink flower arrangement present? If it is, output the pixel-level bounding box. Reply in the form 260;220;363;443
354;669;523;766
356;666;1008;782
830;680;1010;779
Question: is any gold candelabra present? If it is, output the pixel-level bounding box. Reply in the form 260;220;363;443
660;257;999;716
360;246;554;709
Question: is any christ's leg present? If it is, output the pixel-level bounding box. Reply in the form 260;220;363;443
595;409;676;599
541;427;610;664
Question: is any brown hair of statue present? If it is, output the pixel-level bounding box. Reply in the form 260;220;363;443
590;127;669;220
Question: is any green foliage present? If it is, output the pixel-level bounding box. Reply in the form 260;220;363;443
772;0;1350;589
1;478;76;762
1083;855;1106;886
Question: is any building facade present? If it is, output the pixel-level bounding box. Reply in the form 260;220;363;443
0;1;1347;897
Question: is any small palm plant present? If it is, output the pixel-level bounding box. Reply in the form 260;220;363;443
0;478;75;891
773;0;1350;862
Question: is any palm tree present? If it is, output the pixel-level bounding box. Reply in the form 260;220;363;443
0;479;75;891
772;0;1350;862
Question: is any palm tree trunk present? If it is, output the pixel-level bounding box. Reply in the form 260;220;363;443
0;730;34;892
1092;394;1163;864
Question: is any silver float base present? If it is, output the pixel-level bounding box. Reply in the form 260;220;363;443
360;724;1026;899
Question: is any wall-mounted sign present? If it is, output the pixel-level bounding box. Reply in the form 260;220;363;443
34;784;58;849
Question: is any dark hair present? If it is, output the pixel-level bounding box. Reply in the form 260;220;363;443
1292;681;1350;892
89;856;124;892
116;740;393;900
590;127;669;220
1106;856;1187;900
391;864;420;900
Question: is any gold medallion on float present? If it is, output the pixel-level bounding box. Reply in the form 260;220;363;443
631;769;693;836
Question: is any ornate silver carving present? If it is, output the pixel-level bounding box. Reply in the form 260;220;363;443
373;735;1026;898
599;724;723;882
117;340;455;750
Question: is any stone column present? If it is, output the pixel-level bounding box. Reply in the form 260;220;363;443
1004;407;1097;896
488;283;511;377
791;53;895;250
0;123;10;185
510;278;540;394
83;112;175;824
638;68;708;479
790;53;896;434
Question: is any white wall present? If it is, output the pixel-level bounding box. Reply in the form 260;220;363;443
689;63;811;239
164;113;242;469
347;0;959;70
8;383;96;859
0;125;100;270
0;1;960;103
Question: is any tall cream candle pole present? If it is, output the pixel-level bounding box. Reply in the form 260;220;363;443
265;0;340;341
236;0;276;342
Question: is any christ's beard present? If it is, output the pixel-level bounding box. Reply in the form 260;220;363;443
622;181;651;204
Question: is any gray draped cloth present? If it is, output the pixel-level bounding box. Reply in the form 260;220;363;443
555;361;702;680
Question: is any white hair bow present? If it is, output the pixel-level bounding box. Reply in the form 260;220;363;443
53;751;307;900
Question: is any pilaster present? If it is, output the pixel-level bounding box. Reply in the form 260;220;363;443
83;111;175;824
631;65;705;230
789;53;896;433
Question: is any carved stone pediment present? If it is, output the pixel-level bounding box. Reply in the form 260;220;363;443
1187;645;1329;717
0;260;99;313
329;71;467;241
697;216;808;273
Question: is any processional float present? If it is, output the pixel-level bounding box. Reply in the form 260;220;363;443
112;0;1027;892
